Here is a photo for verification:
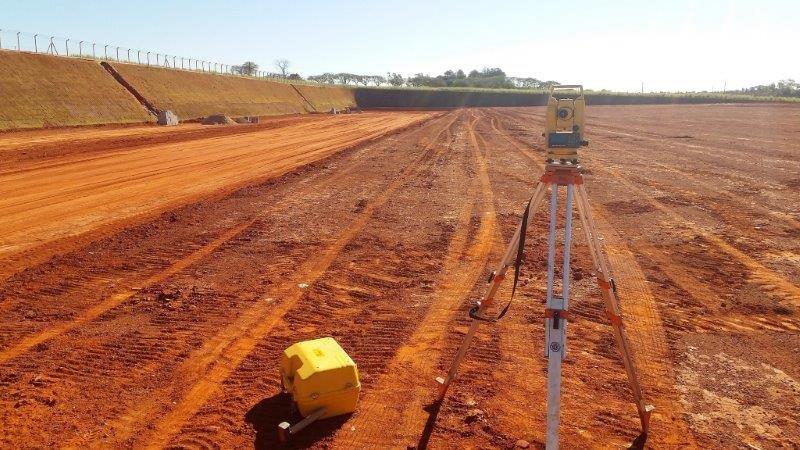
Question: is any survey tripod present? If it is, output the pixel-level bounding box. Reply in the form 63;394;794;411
435;86;653;449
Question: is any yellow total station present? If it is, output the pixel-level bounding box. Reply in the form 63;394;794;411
545;85;588;164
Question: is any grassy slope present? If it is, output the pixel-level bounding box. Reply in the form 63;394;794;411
291;84;356;112
0;51;152;130
110;63;311;120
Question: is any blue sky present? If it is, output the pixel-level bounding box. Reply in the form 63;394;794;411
2;0;797;92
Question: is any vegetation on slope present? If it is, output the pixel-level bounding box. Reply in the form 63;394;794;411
0;51;152;130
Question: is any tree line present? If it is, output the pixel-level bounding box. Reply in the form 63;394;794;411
234;60;798;99
307;68;559;90
231;60;559;90
738;79;799;98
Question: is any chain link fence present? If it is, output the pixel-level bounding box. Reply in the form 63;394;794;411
0;28;332;86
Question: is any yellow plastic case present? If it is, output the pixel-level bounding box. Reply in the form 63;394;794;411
280;337;360;418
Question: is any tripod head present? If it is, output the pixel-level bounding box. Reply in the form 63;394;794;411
545;85;588;165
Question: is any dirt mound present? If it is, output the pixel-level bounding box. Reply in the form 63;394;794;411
201;114;234;125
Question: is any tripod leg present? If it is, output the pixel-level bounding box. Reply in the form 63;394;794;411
574;185;654;434
543;183;565;450
436;181;549;401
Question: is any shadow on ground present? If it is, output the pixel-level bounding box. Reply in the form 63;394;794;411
245;392;350;449
415;399;444;450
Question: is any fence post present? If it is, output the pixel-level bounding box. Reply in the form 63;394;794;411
138;50;141;64
128;48;131;62
17;32;21;51
156;53;160;65
173;55;176;68
79;41;83;57
116;46;120;61
92;42;95;58
104;44;108;60
147;51;150;66
65;38;69;55
34;34;38;52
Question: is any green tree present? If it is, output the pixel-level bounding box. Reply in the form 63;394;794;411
233;61;259;76
387;72;405;86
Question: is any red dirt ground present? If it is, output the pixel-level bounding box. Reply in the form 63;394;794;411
0;104;798;449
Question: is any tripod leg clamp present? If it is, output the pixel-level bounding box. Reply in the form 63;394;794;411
597;276;618;295
544;308;570;329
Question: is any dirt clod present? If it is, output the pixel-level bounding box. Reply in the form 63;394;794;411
464;408;484;424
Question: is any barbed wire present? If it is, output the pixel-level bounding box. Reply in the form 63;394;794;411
0;28;331;86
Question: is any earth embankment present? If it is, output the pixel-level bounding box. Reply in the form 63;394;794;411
0;51;152;130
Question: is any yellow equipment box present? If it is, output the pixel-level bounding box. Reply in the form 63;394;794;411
280;337;360;419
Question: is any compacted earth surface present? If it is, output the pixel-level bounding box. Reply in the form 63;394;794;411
0;104;798;449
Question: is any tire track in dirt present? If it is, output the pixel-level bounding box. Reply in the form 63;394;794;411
587;208;697;447
500;108;800;172
485;110;697;447
106;111;465;448
585;127;800;230
591;122;800;170
494;109;797;331
0;116;447;363
495;107;800;445
173;111;471;449
455;110;552;447
494;109;800;307
0;113;433;280
329;111;499;448
0;113;449;448
0;220;254;364
633;244;798;333
503;108;800;216
589;153;800;308
612;150;799;229
424;110;557;448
